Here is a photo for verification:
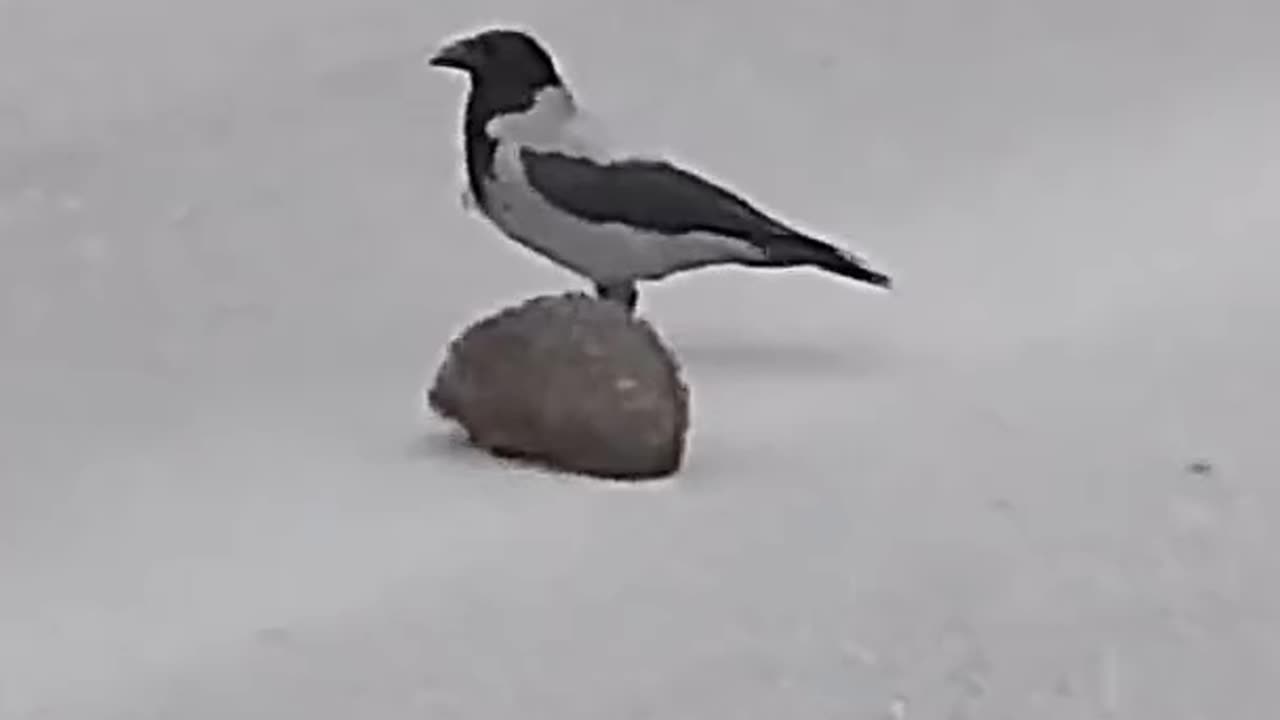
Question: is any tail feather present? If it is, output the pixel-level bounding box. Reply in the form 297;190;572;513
756;233;892;289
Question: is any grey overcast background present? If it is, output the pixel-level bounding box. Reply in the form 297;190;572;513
2;0;1278;718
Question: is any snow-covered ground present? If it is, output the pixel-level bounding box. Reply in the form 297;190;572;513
3;1;1278;717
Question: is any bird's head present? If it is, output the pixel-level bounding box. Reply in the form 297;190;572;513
429;28;562;93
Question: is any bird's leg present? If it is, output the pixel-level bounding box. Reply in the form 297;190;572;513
595;281;638;314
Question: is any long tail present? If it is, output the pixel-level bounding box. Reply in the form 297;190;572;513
756;233;893;289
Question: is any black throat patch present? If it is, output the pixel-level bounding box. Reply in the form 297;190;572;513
461;77;560;209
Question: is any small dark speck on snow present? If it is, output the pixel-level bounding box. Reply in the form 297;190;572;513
1186;459;1215;476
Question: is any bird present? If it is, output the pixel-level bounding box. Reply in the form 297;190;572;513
428;27;891;313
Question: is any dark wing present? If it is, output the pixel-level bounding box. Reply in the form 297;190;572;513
519;148;799;239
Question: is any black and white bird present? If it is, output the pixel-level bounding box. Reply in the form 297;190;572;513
428;27;891;313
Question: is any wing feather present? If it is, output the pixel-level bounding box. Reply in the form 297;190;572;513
519;148;799;240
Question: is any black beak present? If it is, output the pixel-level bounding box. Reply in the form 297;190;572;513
428;39;473;70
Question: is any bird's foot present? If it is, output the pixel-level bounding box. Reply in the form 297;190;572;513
595;282;638;314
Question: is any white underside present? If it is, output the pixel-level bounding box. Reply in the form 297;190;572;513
483;148;764;283
480;89;766;284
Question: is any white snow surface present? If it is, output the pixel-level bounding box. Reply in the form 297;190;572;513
3;1;1279;718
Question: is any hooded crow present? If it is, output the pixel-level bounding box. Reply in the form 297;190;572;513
429;27;891;313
